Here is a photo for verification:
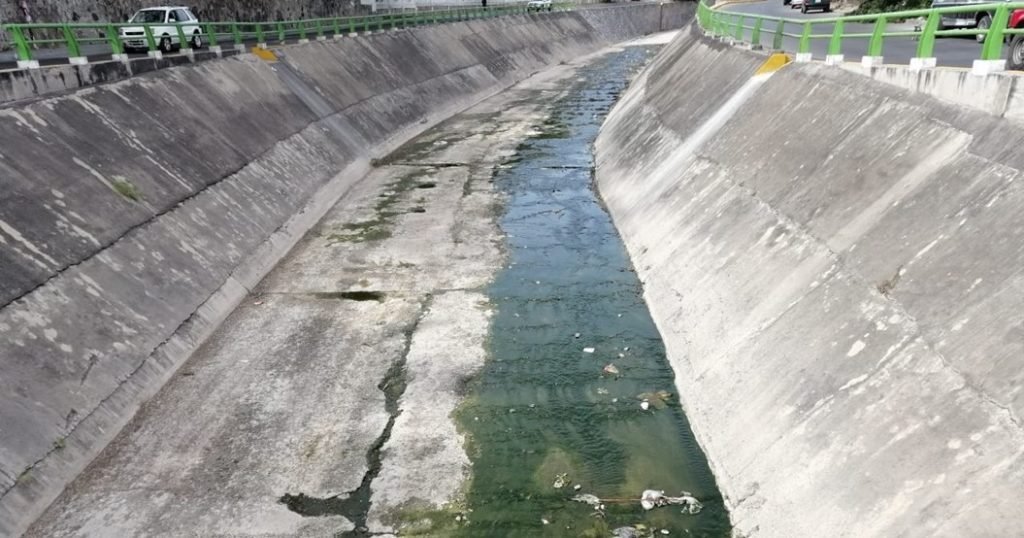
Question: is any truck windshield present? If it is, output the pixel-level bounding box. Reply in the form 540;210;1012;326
131;10;166;23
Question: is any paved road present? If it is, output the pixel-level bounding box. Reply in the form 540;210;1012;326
722;0;986;68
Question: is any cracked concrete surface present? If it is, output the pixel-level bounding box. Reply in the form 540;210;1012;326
25;56;593;537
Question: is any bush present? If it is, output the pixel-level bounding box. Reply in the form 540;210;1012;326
852;0;930;15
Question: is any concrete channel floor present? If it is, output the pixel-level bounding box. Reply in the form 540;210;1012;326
23;38;661;537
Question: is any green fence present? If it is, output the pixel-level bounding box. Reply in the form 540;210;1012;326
2;3;573;65
697;0;1024;64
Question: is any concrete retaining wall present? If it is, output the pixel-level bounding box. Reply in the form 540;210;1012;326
0;5;690;535
596;25;1024;537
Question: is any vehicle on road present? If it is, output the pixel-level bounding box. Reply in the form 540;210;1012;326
527;0;553;11
119;6;203;53
783;0;791;5
790;0;804;8
1008;8;1024;70
798;0;830;13
931;0;1011;42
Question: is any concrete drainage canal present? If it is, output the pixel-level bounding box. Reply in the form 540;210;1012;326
453;47;730;537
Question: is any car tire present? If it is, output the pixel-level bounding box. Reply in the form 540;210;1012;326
977;13;991;43
159;35;173;53
191;32;203;49
1009;35;1024;70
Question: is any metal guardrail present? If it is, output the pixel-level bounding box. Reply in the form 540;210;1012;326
1;3;573;67
697;0;1024;67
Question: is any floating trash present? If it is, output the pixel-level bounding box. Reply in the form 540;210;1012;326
637;390;673;410
573;490;702;515
640;490;703;514
640;400;650;411
553;473;569;489
603;363;620;375
583;347;596;354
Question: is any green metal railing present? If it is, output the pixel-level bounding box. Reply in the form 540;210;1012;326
697;0;1024;63
2;3;574;65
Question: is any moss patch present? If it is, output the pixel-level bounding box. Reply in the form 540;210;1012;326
111;178;143;202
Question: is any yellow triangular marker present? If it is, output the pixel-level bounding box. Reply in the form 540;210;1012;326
252;47;278;62
755;53;791;75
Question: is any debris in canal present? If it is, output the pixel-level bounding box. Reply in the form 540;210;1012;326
553;473;569;489
637;390;673;409
583;346;595;353
603;363;620;375
640;490;703;514
571;490;703;515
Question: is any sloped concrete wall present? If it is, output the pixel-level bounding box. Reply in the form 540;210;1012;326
596;25;1024;537
0;6;688;535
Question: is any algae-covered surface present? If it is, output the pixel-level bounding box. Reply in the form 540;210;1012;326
456;47;731;537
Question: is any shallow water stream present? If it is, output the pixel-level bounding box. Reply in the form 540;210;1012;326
456;46;731;537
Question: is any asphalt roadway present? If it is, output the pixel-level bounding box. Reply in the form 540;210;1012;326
721;0;989;68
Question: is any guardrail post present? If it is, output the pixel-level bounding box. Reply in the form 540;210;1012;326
826;19;844;64
751;17;763;49
913;11;939;69
298;20;309;41
106;23;125;59
981;5;1009;61
230;22;244;49
796;21;812;61
254;23;266;46
315;18;325;39
331;18;341;38
7;25;37;67
143;25;159;56
61;24;86;64
865;15;886;63
773;19;784;50
276;21;286;42
175;23;190;55
733;14;744;42
205;23;219;51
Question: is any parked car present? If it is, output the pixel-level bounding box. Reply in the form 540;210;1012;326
790;0;804;8
1008;8;1024;70
799;0;830;13
119;6;203;53
931;0;1011;42
527;0;553;12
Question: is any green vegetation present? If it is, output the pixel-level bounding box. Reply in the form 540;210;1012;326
325;169;430;244
385;504;467;536
111;178;143;202
852;0;930;16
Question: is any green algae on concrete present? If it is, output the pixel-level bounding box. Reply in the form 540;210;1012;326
456;47;731;537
